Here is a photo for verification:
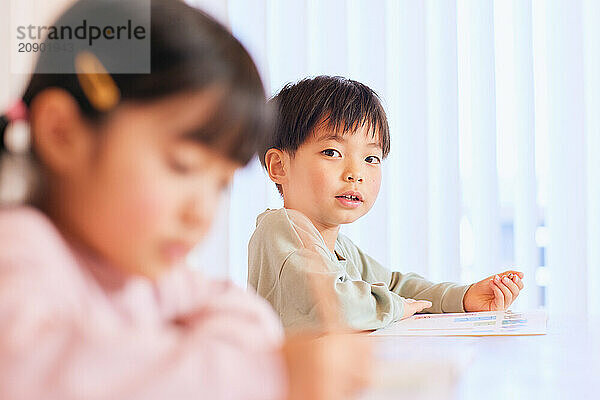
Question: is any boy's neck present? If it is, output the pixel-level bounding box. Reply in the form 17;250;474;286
315;224;340;255
281;206;339;254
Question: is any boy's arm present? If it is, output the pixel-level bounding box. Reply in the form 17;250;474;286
353;246;471;313
279;248;407;331
388;271;471;313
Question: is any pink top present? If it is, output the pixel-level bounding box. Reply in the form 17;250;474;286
0;207;286;400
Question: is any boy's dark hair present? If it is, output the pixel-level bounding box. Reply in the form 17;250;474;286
262;76;390;194
262;76;390;162
1;0;269;166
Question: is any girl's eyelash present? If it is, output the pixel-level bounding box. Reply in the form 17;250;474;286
168;157;195;174
219;176;231;190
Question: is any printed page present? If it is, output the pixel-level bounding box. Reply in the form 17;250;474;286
371;310;547;336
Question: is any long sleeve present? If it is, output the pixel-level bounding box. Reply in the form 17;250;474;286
249;208;407;332
0;207;286;400
0;267;286;400
345;239;471;314
278;247;406;331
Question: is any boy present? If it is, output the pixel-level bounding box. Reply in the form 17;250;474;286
248;76;524;331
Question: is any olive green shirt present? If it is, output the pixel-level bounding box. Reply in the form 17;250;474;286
248;208;470;331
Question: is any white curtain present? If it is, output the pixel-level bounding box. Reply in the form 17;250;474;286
189;0;599;318
3;0;597;317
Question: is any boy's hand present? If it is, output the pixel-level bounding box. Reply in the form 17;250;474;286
282;332;372;400
401;298;433;319
463;270;524;312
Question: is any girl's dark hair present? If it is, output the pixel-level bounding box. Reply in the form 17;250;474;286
0;117;9;151
1;0;270;165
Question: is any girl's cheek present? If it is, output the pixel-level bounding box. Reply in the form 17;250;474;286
110;161;175;234
131;181;170;223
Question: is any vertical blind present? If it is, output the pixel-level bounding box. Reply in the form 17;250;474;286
189;0;599;317
3;0;595;317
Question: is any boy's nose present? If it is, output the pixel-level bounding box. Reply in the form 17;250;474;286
345;173;363;183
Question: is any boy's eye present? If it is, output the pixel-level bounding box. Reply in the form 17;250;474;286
365;155;381;164
321;149;342;158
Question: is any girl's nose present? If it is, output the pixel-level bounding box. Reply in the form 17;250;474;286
182;192;215;232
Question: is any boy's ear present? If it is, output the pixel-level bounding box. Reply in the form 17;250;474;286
30;88;96;177
264;148;289;186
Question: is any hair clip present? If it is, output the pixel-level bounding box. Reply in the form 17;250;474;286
75;51;121;112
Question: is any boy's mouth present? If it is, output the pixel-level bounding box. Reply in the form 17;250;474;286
335;191;363;208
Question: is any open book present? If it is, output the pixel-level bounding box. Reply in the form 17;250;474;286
371;310;547;336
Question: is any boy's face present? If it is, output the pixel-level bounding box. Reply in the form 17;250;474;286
282;123;383;231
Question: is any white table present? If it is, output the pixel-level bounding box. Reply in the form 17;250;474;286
365;315;600;400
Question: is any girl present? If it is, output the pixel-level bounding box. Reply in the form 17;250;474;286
0;1;371;399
